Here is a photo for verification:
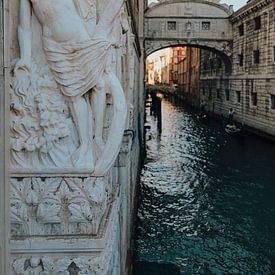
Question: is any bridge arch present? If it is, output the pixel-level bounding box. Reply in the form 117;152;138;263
145;0;233;65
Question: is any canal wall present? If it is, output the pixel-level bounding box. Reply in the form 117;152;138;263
2;0;145;274
199;0;275;137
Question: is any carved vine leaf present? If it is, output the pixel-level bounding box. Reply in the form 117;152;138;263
12;258;26;275
41;257;55;272
37;197;62;223
44;178;62;195
35;178;63;223
56;180;71;200
73;257;91;271
54;258;72;274
10;179;29;224
42;257;71;274
68;200;91;222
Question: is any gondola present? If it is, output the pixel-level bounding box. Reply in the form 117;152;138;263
196;113;208;121
225;124;242;135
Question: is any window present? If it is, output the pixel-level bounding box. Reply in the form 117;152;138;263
271;94;275;110
253;50;260;64
251;92;257;106
236;91;241;103
254;16;261;30
202;22;211;30
226;89;230;101
273;46;275;62
185;22;192;30
202;88;206;95
238;24;244;36
238;54;244;67
167;21;176;30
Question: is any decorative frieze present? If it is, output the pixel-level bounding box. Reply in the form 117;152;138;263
11;255;109;275
11;177;112;237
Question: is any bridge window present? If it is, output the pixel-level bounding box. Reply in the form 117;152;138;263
167;21;177;31
254;16;261;30
202;22;211;30
236;91;241;103
251;92;257;106
253;50;260;64
238;24;244;36
271;94;275;110
238;54;244;67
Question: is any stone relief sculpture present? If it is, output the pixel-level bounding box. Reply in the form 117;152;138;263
11;0;127;175
11;177;111;236
12;256;108;275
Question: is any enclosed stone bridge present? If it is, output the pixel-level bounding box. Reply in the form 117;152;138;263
146;84;176;95
145;0;233;63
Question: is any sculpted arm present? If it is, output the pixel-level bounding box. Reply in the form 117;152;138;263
13;0;32;93
16;0;32;71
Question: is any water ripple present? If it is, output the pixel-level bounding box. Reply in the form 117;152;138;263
134;98;275;274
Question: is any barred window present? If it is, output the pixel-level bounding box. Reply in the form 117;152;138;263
253;50;260;64
167;21;176;30
236;91;241;103
202;22;211;30
251;92;257;106
254;16;261;30
238;24;244;36
238;54;244;67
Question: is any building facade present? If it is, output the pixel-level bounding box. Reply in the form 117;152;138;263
177;47;201;107
199;0;275;137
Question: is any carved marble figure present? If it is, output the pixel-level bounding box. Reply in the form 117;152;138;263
12;0;127;175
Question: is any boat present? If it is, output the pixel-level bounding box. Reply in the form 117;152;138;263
225;124;242;135
197;113;208;121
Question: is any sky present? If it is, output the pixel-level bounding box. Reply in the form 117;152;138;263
148;0;248;11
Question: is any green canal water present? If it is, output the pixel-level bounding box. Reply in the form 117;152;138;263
133;98;275;274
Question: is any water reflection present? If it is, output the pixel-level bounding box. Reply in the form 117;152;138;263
134;98;275;274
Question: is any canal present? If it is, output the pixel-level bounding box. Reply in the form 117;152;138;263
133;97;275;274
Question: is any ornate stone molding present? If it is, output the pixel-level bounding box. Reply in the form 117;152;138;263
11;255;110;275
11;177;112;237
231;0;273;23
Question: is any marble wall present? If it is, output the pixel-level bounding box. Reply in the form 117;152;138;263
2;0;144;274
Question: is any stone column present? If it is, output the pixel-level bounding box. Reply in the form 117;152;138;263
0;0;10;273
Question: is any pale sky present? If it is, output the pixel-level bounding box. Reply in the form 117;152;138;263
148;0;248;11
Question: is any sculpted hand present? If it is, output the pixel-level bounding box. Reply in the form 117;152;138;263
13;59;31;93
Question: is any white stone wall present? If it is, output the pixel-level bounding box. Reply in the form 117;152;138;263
6;1;144;274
